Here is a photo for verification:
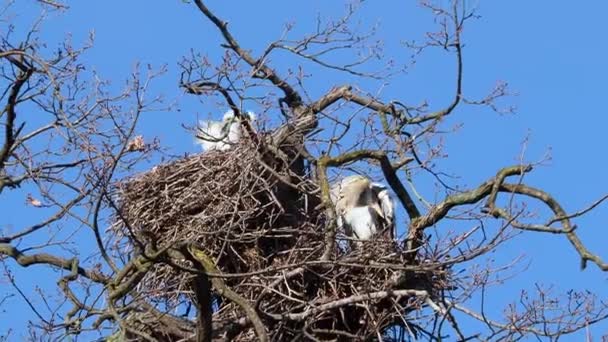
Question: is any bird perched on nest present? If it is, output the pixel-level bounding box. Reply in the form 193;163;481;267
196;110;256;151
330;175;395;246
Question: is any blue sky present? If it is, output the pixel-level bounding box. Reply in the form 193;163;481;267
1;0;607;340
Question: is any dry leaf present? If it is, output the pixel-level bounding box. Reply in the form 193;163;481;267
26;194;42;207
126;135;145;152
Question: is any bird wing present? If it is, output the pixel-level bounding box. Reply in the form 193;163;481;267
330;175;369;204
330;178;357;246
225;121;242;148
330;180;347;231
331;176;382;245
336;214;353;240
371;183;396;239
329;181;341;205
344;206;376;240
197;120;229;151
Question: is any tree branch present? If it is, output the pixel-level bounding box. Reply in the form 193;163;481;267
187;244;269;342
265;289;430;321
192;0;303;108
0;243;108;283
0;68;32;172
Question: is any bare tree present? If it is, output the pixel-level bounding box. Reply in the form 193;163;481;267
1;1;607;341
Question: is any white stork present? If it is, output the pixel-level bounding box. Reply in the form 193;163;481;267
330;175;395;245
196;110;256;151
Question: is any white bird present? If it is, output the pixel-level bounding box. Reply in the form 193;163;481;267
196;110;256;151
330;175;395;246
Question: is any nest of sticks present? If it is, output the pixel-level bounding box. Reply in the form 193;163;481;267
113;141;451;340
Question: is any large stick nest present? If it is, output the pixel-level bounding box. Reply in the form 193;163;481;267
113;141;451;340
114;143;322;298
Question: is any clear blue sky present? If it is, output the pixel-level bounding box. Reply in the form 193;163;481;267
2;1;607;340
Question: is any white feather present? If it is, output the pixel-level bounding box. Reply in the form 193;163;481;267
371;183;395;237
330;175;366;204
330;176;396;246
196;119;228;151
344;206;378;240
196;110;256;151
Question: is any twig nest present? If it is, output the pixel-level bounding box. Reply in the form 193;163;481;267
113;142;451;340
113;143;322;302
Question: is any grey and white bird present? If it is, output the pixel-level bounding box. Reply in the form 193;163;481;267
196;110;256;151
330;175;395;245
